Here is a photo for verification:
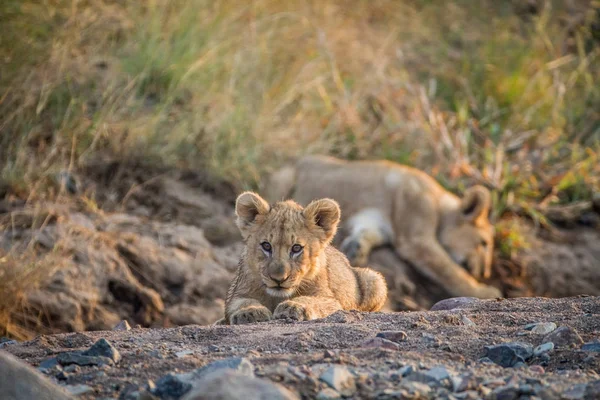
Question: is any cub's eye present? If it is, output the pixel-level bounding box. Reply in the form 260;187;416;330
291;244;303;254
261;242;272;252
480;239;488;248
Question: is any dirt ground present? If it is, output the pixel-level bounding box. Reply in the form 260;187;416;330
2;296;600;399
1;160;600;336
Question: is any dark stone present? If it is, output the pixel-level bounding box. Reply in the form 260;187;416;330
492;385;519;400
585;380;600;400
83;338;121;363
485;343;533;368
0;351;73;400
398;365;414;377
57;352;113;367
38;357;60;371
153;373;193;399
582;342;600;352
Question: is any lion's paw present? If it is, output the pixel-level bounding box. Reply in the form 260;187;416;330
230;306;272;325
273;301;310;321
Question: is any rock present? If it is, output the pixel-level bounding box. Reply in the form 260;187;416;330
529;365;545;374
319;365;357;397
460;315;476;327
398;365;414;377
533;342;554;357
454;391;479;399
563;383;587;400
376;331;408;343
57;352;113;367
176;350;194;358
64;365;81;373
181;370;299;400
582;342;600;352
153;373;193;399
478;357;494;364
525;322;557;335
400;381;432;396
362;337;401;351
114;320;132;331
38;357;60;371
0;351;74;400
484;343;533;368
451;374;473;393
323;350;337;358
153;358;254;399
491;385;519;400
585;380;600;400
0;340;17;349
316;388;341;400
65;384;94;396
424;366;451;382
82;338;121;363
542;326;583;347
192;357;254;379
430;297;479;311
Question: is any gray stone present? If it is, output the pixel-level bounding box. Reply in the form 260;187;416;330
315;388;341;400
460;315;476;327
585;380;600;400
533;342;554;357
362;337;401;350
543;326;583;347
39;357;60;371
563;383;587;400
484;342;533;367
65;384;94;396
491;385;519;400
319;365;356;397
83;338;121;363
191;357;254;379
526;322;557;335
113;320;132;331
57;352;113;367
181;370;299;400
176;350;194;358
0;351;74;400
376;331;408;343
64;365;81;373
0;340;17;349
400;381;432;396
582;342;600;352
398;365;414;377
430;297;479;311
424;366;451;382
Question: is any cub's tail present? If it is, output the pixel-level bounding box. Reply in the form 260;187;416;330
354;268;388;312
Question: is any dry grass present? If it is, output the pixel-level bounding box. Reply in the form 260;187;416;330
1;0;599;336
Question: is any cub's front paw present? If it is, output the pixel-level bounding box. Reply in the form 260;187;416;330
273;301;310;321
230;306;272;325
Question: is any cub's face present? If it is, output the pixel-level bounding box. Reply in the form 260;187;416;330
439;185;495;279
235;192;340;298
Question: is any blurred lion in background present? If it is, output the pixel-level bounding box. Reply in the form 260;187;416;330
266;155;502;300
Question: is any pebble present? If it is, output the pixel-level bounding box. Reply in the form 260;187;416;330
64;365;81;373
400;381;431;396
362;337;400;351
65;384;94;396
460;315;476;327
315;388;341;400
57;353;113;367
398;365;414;377
529;365;545;374
533;342;554;357
424;366;451;382
0;340;18;349
430;297;479;311
542;326;583;347
113;320;132;331
319;365;357;397
152;373;193;399
582;342;600;352
83;338;121;364
376;331;408;343
484;342;533;368
525;322;557;335
585;380;600;399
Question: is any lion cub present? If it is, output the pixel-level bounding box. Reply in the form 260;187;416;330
224;192;388;324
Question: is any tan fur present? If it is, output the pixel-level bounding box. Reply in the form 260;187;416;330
266;155;501;299
224;192;388;324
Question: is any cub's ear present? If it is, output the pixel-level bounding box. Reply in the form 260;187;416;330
303;198;341;244
235;191;270;239
461;185;491;222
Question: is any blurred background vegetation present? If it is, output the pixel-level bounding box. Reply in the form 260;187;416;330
1;0;599;233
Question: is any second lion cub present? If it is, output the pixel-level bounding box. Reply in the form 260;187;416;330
224;192;387;324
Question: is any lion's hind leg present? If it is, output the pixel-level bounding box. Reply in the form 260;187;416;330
340;208;393;267
353;268;388;312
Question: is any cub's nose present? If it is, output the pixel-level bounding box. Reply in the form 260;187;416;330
270;275;290;285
